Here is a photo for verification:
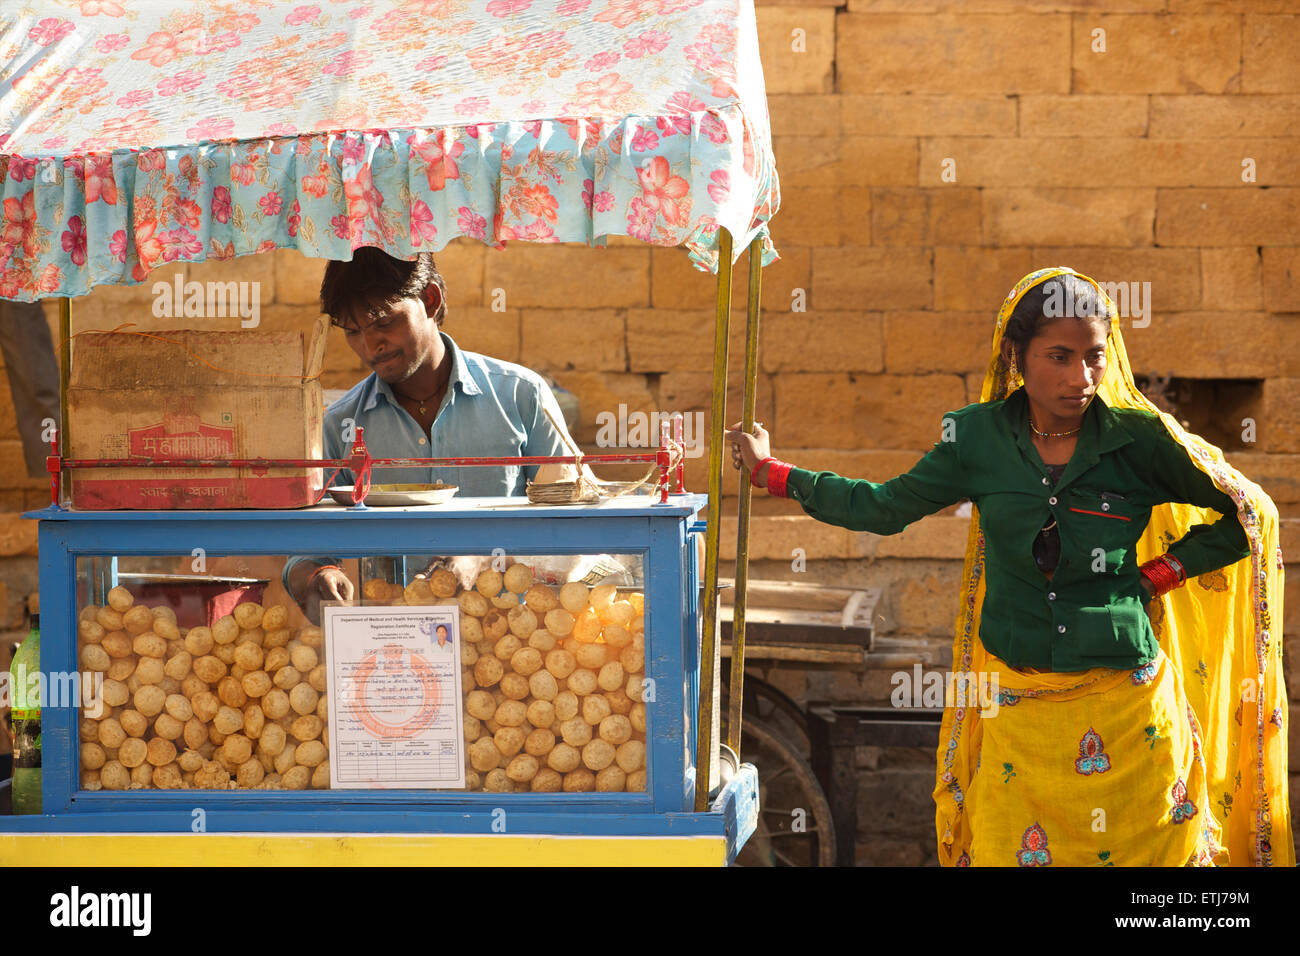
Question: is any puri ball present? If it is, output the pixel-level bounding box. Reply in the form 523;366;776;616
190;691;220;723
616;740;646;772
574;642;608;670
147;737;177;767
213;705;244;735
553;691;579;722
80;742;107;770
596;765;627;792
295;740;327;767
289;683;319;716
212;615;239;645
563;768;596;792
184;627;214;655
473;656;503;688
543;608;575;637
481;609;508;642
476;568;504;597
544;649;576;679
100;761;130;791
193;655;227;684
118;709;148;738
118;737;148;769
122;605;154;635
560;717;592;747
568;669;598;697
547;742;581;773
531;768;563;792
524;728;556;758
152;762;183;789
261;689;291;719
290;715;323;742
559;582;589;613
459;590;489;617
282;766;311;790
509;646;543;678
572;609;602;644
134;685;166;717
499;672;530;701
154;713;184;741
494;699;528;728
428;569;458;598
466;690;497;721
492;634;522;662
233;602;264;629
106;586;134;612
80;644;111;672
469;736;501;772
504;564;534;594
582;695;612;727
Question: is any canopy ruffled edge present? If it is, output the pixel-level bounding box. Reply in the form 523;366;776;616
0;104;779;301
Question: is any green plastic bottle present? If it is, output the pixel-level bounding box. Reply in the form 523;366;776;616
10;612;41;814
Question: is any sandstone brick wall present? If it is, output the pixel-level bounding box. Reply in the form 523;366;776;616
1;1;1297;863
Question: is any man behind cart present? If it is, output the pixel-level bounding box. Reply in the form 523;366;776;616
283;247;582;622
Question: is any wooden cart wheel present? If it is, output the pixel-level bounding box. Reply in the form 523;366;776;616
724;715;836;867
726;671;810;750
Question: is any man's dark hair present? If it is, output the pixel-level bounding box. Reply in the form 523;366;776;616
320;248;448;329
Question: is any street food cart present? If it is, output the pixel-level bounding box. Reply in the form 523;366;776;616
0;0;779;865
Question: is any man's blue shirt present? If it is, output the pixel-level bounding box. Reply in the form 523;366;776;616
323;330;571;493
284;331;573;592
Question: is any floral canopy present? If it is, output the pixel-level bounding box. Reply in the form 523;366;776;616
0;0;780;301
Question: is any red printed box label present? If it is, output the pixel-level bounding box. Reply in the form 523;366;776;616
127;418;235;458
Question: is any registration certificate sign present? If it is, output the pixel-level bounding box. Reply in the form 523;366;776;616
324;604;465;789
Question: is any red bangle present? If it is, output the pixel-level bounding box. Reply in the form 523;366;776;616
308;564;343;586
751;457;776;488
766;460;793;498
1140;556;1183;597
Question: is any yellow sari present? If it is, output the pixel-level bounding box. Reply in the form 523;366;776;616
935;267;1292;867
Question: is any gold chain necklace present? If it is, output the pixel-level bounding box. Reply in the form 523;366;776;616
395;371;450;417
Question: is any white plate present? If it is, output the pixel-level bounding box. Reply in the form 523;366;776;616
328;484;459;507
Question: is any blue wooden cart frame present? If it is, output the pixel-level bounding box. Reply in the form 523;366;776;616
9;494;758;863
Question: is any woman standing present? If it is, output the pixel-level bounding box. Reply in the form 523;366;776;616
726;267;1291;867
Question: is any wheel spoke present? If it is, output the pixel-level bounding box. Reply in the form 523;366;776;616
759;806;799;815
756;764;793;787
772;846;800;867
766;828;819;837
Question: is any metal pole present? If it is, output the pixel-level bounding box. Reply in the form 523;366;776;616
59;296;70;466
727;237;762;754
693;228;732;812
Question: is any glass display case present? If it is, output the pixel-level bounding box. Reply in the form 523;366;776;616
15;494;757;862
73;552;650;795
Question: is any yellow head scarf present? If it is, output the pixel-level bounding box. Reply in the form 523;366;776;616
935;266;1292;867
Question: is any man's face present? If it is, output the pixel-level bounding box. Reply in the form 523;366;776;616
340;291;439;385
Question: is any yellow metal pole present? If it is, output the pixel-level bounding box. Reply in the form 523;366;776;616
694;228;732;812
59;297;70;465
727;237;762;754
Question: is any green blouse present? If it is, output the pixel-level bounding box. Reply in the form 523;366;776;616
784;386;1250;672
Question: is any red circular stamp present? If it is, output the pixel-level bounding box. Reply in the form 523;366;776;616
346;642;441;738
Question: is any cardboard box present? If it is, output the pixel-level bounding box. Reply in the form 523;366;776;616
68;318;328;510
